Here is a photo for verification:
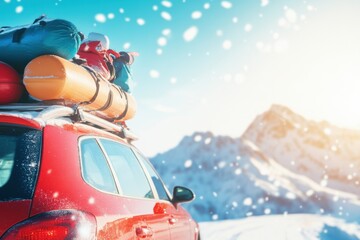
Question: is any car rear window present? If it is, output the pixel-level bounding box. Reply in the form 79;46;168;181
0;125;42;201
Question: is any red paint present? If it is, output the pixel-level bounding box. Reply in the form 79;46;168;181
0;62;23;104
0;115;199;239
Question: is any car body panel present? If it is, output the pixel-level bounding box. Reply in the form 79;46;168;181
0;201;32;236
0;113;199;239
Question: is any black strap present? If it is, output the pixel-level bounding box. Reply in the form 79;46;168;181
96;85;113;111
80;66;101;106
33;15;46;24
0;26;10;34
12;28;26;43
111;86;129;121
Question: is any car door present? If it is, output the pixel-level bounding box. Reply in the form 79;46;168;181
134;151;192;240
98;138;171;239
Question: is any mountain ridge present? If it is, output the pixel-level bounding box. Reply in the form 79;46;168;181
150;104;360;222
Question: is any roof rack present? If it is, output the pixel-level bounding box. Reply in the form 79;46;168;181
0;103;138;142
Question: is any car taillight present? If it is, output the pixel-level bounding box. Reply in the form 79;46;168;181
1;209;97;240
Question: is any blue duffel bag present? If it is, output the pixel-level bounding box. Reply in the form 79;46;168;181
0;15;83;73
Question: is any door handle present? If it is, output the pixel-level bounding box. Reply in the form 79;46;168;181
168;216;177;225
136;226;153;238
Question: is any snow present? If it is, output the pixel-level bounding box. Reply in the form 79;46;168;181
191;11;202;20
183;26;198;42
136;18;145;26
149;70;160;78
221;1;233;9
261;0;269;7
95;13;106;23
199;214;360;240
160;11;172;21
157;37;167;47
204;3;210;10
222;40;232;50
15;6;23;13
123;42;130;49
244;24;253;32
161;1;172;8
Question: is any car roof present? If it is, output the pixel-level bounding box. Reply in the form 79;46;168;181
0;103;138;143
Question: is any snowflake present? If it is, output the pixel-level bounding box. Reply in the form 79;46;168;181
161;11;172;21
183;26;198;42
149;70;160;78
15;6;23;13
192;11;202;19
95;13;106;23
221;1;232;9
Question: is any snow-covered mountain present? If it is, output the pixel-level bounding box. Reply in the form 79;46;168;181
150;105;360;223
242;104;360;195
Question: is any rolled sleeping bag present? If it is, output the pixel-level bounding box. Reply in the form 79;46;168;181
0;16;82;73
23;55;136;121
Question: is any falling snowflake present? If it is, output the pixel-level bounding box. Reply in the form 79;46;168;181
204;3;210;9
235;168;242;175
157;37;167;46
108;13;115;19
137;18;145;26
88;197;95;204
222;40;232;50
218;161;226;168
212;214;219;220
184;159;193;168
170;77;177;84
95;13;106;23
15;6;23;13
161;11;172;21
123;42;131;50
285;8;297;23
156;48;163;55
221;1;232;9
161;1;172;8
243;197;252;206
216;30;223;37
153;5;158;11
119;8;124;14
194;135;202;142
204;137;212;144
261;0;269;7
264;208;271;214
244;23;253;32
162;28;171;36
183;26;198;42
4;0;10;3
150;70;160;78
192;11;202;19
232;17;238;23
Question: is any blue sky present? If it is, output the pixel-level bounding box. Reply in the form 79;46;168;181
1;0;360;156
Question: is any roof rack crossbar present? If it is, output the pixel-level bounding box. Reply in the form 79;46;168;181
0;104;138;141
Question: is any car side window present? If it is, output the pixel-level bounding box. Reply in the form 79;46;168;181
99;139;154;199
80;138;118;194
134;151;171;201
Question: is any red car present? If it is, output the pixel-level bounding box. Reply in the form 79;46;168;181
0;104;200;240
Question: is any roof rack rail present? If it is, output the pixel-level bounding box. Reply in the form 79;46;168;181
0;104;138;142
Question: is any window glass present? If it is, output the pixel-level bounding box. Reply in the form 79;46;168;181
99;139;154;199
80;138;118;194
135;151;170;201
0;125;41;200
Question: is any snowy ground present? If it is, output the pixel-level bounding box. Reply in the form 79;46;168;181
199;214;360;240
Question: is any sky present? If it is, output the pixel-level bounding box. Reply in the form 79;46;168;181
1;0;360;156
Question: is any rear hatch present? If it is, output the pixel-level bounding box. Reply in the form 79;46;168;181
0;122;42;236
